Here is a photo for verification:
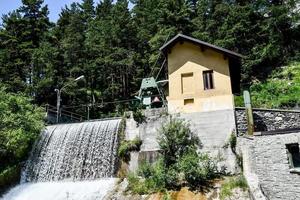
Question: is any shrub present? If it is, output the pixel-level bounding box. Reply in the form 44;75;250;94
0;165;20;195
236;154;243;171
229;133;237;153
127;161;167;194
138;160;167;192
133;109;145;125
179;151;219;189
158;118;201;167
0;87;44;172
118;137;142;162
127;173;149;194
138;161;155;178
220;175;248;200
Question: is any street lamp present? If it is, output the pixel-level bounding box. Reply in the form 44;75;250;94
55;75;85;123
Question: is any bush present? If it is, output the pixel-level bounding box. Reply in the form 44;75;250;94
236;154;243;171
0;86;44;193
179;151;219;189
133;109;145;125
0;165;21;195
140;160;167;192
127;173;149;194
118;137;142;162
158;118;201;167
127;160;166;194
220;175;248;200
0;87;44;172
229;133;237;153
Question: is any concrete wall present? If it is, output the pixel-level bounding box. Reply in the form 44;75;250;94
125;108;168;172
238;132;300;200
235;108;300;135
167;42;234;113
179;109;238;173
125;108;239;174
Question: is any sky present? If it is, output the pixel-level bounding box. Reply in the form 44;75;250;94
0;0;134;24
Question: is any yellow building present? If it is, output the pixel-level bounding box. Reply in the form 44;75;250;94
160;34;242;113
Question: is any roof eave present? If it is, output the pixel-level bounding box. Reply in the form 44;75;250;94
159;34;243;59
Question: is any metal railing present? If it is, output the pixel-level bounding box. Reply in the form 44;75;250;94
44;104;86;124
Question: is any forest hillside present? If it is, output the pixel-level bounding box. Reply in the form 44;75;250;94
0;0;299;118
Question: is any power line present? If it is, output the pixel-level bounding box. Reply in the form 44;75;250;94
155;58;166;81
62;98;139;109
149;31;172;77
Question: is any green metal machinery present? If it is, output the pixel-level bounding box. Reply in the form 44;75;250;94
135;77;167;108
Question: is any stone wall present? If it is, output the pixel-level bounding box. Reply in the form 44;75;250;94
235;108;300;135
238;132;300;200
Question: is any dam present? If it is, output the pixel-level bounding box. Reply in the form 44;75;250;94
2;119;121;200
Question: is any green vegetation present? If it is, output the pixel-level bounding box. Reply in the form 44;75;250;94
118;137;142;162
0;86;44;192
229;133;237;153
132;109;146;126
236;62;300;109
220;175;248;200
0;165;20;194
0;0;299;117
127;118;220;194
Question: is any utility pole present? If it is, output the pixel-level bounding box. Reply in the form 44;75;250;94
55;75;84;124
87;104;90;120
54;89;61;123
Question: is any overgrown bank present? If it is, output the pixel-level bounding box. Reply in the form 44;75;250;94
235;61;300;109
0;86;44;195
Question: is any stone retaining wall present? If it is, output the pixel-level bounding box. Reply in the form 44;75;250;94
235;108;300;135
238;132;300;200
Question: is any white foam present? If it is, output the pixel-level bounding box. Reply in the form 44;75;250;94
1;178;117;200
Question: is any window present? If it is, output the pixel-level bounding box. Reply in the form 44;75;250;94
181;73;194;94
286;143;300;169
184;98;194;105
203;70;214;90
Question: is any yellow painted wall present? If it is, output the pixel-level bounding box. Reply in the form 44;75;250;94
167;42;234;113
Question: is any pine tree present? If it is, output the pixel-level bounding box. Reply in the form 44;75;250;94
0;0;50;94
0;0;299;116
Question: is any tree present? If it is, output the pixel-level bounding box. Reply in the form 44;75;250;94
192;0;300;83
0;86;44;171
0;11;28;92
0;0;51;96
1;0;300;116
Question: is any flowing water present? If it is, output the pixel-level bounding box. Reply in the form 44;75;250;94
1;179;117;200
1;119;121;200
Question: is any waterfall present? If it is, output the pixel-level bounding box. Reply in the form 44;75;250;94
2;119;121;200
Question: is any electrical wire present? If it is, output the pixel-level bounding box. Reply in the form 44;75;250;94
149;31;172;77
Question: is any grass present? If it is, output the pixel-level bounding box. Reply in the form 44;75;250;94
235;61;300;109
118;137;142;163
126;173;150;194
219;175;248;200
